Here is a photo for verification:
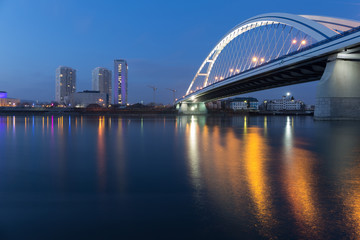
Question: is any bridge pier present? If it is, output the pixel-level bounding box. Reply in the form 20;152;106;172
315;53;360;120
176;102;207;115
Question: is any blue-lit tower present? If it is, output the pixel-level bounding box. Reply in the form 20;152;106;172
113;59;128;105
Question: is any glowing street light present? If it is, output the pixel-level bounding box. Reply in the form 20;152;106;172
292;39;297;44
287;92;291;96
236;69;240;73
230;68;234;73
296;40;307;51
252;57;258;62
260;58;265;63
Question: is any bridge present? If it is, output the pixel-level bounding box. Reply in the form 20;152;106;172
176;13;360;120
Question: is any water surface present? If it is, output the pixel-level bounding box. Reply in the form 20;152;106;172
0;115;359;239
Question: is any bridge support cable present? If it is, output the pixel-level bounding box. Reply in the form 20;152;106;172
186;18;327;96
285;29;300;55
276;26;292;59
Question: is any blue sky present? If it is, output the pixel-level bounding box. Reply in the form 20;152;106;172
0;0;359;104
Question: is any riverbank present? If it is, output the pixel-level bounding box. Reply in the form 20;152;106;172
208;109;314;116
0;107;178;116
0;107;313;116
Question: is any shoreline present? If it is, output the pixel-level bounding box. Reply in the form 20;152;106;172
0;108;314;117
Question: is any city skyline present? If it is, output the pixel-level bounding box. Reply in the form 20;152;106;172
0;0;359;104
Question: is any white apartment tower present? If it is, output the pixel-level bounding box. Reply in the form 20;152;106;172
55;66;76;104
92;67;112;104
113;59;128;105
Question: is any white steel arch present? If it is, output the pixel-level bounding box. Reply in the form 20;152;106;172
186;13;360;95
301;15;360;34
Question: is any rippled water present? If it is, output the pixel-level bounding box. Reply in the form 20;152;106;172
0;115;360;239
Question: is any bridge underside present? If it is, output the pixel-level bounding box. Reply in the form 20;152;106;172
192;57;328;103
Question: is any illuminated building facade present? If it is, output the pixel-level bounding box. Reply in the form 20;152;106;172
264;96;304;111
113;59;128;105
0;91;20;107
228;97;259;110
55;66;76;104
230;101;248;110
92;67;112;105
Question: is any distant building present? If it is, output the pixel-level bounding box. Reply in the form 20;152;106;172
0;91;20;107
228;97;259;110
67;90;107;108
230;101;247;110
55;66;76;104
113;59;128;105
92;67;112;104
264;96;304;111
206;100;222;110
0;91;7;99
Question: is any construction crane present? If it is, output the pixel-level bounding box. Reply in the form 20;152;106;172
166;88;176;104
147;85;157;105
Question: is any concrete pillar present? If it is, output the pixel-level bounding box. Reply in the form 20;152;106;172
177;102;207;115
315;53;360;120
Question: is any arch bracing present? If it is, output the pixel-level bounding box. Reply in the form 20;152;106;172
185;13;360;96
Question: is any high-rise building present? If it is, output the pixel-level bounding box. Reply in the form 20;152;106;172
55;66;76;104
92;67;112;105
113;59;128;105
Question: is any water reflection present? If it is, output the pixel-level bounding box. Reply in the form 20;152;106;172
185;116;203;206
0;115;129;193
184;115;277;238
0;115;360;239
187;116;201;182
342;164;360;239
98;116;106;191
281;126;323;238
185;115;243;216
244;127;275;237
325;124;360;239
183;115;354;238
283;116;293;155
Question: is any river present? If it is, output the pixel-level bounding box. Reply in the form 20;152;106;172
0;115;359;239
